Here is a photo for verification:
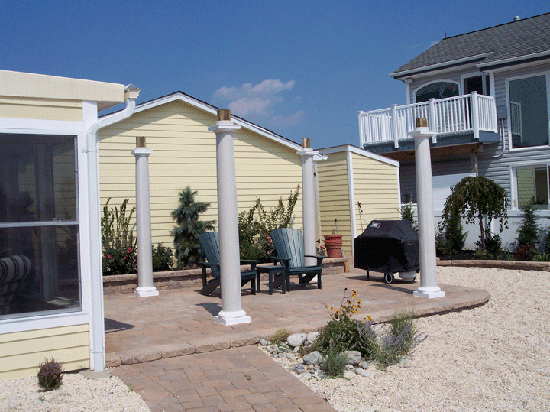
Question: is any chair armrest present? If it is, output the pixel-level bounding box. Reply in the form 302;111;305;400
240;260;258;270
304;254;325;266
271;257;290;267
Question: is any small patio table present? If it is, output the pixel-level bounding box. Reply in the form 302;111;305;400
256;265;287;295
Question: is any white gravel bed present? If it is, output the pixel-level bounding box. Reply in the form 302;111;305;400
264;266;550;412
0;373;149;412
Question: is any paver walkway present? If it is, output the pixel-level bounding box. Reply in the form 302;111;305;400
114;345;335;412
106;268;489;411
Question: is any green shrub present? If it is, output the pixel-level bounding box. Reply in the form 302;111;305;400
323;347;348;378
271;329;290;345
101;198;137;275
171;187;215;268
152;243;173;271
238;186;299;261
37;358;63;391
400;203;417;231
515;199;540;260
374;312;424;369
316;289;378;359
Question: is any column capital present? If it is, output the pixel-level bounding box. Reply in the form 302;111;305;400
408;127;437;139
208;122;241;133
132;148;153;157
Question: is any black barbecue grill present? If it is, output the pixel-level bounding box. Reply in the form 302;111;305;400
354;220;420;284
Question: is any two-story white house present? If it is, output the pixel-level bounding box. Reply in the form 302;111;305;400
359;12;550;248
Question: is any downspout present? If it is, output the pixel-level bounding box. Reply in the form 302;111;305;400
346;149;356;258
86;85;140;372
314;163;322;252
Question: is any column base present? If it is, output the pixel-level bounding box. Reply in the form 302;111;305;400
413;286;445;299
134;287;159;297
215;309;251;326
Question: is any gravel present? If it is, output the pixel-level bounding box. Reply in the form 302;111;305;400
0;373;149;412
262;266;550;412
1;266;548;411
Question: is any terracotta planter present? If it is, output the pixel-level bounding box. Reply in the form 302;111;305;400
324;234;343;258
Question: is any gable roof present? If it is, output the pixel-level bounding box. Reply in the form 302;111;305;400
100;91;302;151
392;12;550;79
318;144;399;167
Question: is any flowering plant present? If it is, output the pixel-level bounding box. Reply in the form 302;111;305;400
325;287;363;321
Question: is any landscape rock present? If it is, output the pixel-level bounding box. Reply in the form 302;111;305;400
306;332;319;343
302;351;323;365
344;350;362;365
354;368;371;377
287;333;307;347
259;338;269;346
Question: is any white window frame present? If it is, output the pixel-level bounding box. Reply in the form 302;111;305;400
505;71;550;152
509;161;550;213
412;79;461;103
0;118;91;334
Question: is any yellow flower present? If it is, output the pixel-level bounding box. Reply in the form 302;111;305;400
367;315;372;321
353;309;357;313
324;305;328;309
331;307;334;311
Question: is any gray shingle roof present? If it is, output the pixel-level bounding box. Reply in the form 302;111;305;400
392;12;550;78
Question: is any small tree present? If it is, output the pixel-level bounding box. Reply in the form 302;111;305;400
515;199;540;259
400;202;418;231
171;187;215;268
441;177;508;251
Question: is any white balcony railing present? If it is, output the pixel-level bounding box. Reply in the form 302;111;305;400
358;92;498;149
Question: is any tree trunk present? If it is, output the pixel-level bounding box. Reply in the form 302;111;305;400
478;213;485;250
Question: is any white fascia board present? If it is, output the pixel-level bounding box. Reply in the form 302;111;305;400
477;50;550;69
318;144;399;167
390;53;493;79
99;92;302;152
0;117;83;134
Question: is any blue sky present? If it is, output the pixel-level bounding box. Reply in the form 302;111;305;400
1;1;548;148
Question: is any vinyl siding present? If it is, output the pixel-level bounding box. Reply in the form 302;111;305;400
478;62;550;209
351;152;400;236
317;152;351;255
98;100;303;249
0;96;82;121
0;324;89;381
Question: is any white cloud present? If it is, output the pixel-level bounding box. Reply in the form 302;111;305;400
213;79;296;101
227;97;273;116
213;79;303;126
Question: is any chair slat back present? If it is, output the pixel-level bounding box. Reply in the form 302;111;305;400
199;232;220;279
270;228;304;268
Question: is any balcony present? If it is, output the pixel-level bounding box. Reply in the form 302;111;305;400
358;92;499;155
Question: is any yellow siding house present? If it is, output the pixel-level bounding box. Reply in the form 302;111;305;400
98;92;304;247
318;145;401;257
0;70;130;380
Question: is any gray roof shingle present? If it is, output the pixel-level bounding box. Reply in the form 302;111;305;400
392;12;550;78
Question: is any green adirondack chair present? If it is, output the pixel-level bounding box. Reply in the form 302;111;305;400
269;228;324;291
197;232;257;296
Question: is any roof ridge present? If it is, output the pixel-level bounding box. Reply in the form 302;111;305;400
440;11;550;42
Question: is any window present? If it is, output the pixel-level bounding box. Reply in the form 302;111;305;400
515;165;549;209
508;75;549;149
416;82;459;103
0;134;80;318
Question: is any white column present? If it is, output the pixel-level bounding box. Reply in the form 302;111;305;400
409;119;445;298
208;109;250;326
298;138;320;266
132;144;158;298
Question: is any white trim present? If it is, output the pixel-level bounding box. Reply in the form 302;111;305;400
346;150;356;256
477;50;550;68
0;311;90;334
412;79;461;103
509;161;550;210
405;79;412;105
0;118;82;134
396;164;402;209
505;71;550;151
100;92;302;152
486;58;550;74
391;53;493;78
318;144;399;167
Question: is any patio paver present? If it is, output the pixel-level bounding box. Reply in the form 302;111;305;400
107;268;489;411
